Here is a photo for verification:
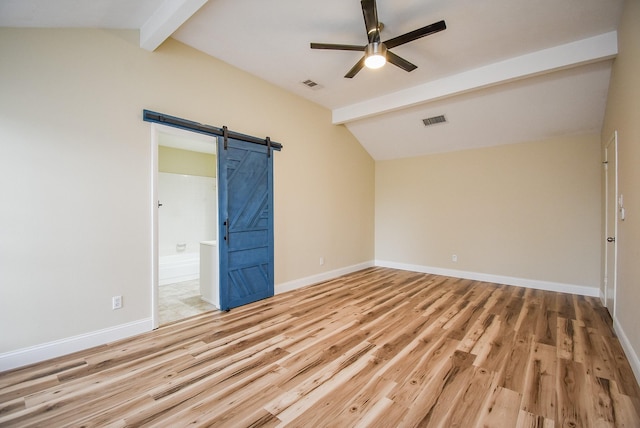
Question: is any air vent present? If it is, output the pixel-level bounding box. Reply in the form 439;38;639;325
422;115;447;127
301;79;323;90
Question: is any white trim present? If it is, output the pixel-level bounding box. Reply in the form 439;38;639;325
603;131;619;317
375;260;600;297
140;0;208;51
275;261;375;294
0;319;153;372
613;316;640;387
0;262;608;372
151;125;159;329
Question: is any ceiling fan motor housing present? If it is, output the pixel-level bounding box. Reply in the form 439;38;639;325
365;42;387;69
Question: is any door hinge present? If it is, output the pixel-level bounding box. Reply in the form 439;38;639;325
223;125;228;150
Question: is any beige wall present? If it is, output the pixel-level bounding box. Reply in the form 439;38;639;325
0;21;623;365
158;146;216;178
601;0;640;369
376;134;602;288
0;29;374;354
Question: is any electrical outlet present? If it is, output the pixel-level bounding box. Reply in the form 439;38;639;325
452;254;458;263
320;257;325;266
112;295;123;310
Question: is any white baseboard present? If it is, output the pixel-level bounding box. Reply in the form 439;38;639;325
0;262;602;373
375;260;600;297
2;261;374;372
613;316;640;387
275;261;375;294
0;318;153;372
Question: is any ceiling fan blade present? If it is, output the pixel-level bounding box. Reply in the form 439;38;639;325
345;56;366;78
310;42;365;51
387;50;417;72
384;20;446;49
361;0;380;43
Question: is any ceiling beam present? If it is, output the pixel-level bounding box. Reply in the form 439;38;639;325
140;0;209;51
332;31;618;125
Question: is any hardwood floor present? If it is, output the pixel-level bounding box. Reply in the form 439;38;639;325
1;267;639;427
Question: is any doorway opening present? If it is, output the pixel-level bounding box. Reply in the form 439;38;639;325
147;110;282;326
152;124;218;327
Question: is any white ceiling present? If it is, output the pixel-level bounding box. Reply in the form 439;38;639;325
0;0;623;160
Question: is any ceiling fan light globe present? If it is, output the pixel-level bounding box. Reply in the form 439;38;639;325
365;42;387;69
365;54;386;69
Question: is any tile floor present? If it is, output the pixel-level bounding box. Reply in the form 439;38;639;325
158;279;217;325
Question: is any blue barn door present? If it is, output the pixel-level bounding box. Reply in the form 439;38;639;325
218;137;274;310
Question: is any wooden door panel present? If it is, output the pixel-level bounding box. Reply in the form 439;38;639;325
218;138;274;310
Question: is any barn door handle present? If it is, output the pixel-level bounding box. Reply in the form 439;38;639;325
224;219;230;243
607;237;615;243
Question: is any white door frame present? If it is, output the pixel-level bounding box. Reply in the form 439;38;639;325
603;130;618;316
151;124;160;329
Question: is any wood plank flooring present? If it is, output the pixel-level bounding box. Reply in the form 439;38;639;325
1;267;639;427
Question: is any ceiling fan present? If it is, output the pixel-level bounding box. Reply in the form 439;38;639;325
310;0;446;78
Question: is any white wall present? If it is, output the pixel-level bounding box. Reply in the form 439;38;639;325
158;172;216;258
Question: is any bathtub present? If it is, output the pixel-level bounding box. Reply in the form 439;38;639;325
159;252;199;285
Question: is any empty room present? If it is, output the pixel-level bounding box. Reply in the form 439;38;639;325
1;0;639;426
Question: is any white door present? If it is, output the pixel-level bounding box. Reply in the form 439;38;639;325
603;131;618;315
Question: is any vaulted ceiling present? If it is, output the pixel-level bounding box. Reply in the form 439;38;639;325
0;0;623;159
